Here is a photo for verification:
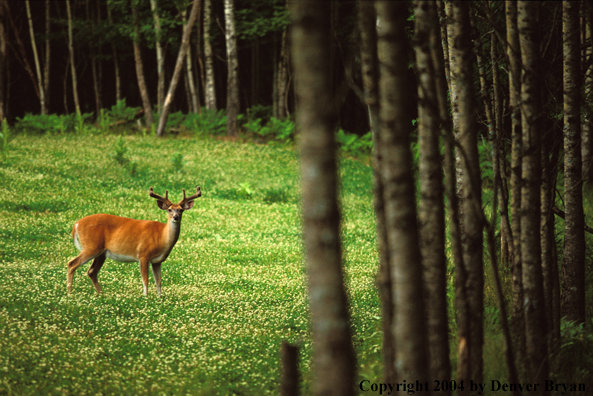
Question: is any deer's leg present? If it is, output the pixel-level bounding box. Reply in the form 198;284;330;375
67;251;98;293
151;262;162;296
87;252;106;294
139;259;150;296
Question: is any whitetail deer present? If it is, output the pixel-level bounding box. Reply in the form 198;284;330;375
67;186;201;296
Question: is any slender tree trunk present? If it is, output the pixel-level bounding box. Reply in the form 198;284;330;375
0;0;6;122
87;0;101;116
562;0;586;324
291;2;357;395
518;1;550;388
182;10;199;114
66;0;80;115
224;0;239;136
582;0;593;184
106;4;121;104
505;0;526;372
63;57;69;114
450;1;483;385
413;1;451;389
357;0;394;383
131;0;153;127
203;0;216;110
277;28;289;119
25;0;46;115
376;1;429;390
435;0;450;86
43;0;50;113
155;0;200;137
150;0;165;115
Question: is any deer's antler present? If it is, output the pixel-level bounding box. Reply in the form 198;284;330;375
149;187;173;206
179;186;202;206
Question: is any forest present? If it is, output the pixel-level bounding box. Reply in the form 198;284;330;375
1;0;593;395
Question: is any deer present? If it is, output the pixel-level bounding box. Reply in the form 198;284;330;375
67;186;201;296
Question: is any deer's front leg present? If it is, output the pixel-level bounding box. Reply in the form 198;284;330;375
151;262;162;296
139;259;150;296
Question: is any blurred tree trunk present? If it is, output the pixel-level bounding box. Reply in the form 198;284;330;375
106;3;121;103
582;1;593;183
156;0;200;137
505;0;526;371
0;0;6;122
291;2;357;395
86;0;101;115
132;0;153;127
203;0;216;110
150;0;165;115
517;1;550;388
430;1;468;391
357;0;394;383
450;1;483;385
224;0;239;136
66;0;80;115
435;0;450;86
562;0;586;324
182;10;199;114
43;0;50;113
413;1;450;389
276;28;289;119
375;1;429;390
25;0;46;115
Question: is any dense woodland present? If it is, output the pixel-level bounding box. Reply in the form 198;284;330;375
2;0;593;395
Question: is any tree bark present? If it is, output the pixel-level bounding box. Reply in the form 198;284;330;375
182;10;199;113
375;1;429;389
150;0;165;115
25;0;46;115
131;0;153;127
87;0;101;115
450;1;483;385
155;0;200;137
561;0;586;324
277;28;289;119
291;2;357;395
224;0;239;136
0;0;6;122
66;0;80;115
43;0;50;113
357;0;394;383
517;1;550;388
106;3;121;104
413;1;451;389
203;0;216;110
582;1;593;183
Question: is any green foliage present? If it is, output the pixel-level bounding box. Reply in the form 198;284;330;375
106;99;142;124
14;113;74;135
99;109;111;132
185;108;227;136
553;319;593;390
170;152;185;173
244;117;295;142
336;129;373;157
235;0;290;41
111;135;129;166
0;120;9;156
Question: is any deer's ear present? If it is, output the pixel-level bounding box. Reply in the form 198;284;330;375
157;201;169;210
183;200;195;211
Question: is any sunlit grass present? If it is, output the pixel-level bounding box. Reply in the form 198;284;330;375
0;134;380;395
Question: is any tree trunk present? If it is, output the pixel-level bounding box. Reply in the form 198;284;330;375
25;0;46;115
277;28;289;119
182;10;199;114
106;4;121;104
43;0;50;113
87;0;101;116
224;0;239;136
413;1;451;389
131;0;153;127
150;0;165;115
155;0;200;137
375;1;429;389
291;2;357;395
582;1;593;183
357;0;394;383
562;0;586;325
517;1;550;388
450;1;483;384
203;0;216;110
0;0;6;122
505;0;526;372
66;0;80;115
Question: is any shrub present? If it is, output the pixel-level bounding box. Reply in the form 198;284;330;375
185;108;227;135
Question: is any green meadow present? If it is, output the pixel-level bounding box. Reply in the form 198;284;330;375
0;134;382;395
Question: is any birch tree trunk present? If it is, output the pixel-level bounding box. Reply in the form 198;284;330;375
203;0;216;110
132;0;153;127
450;1;483;384
155;0;200;137
291;2;356;395
150;0;165;115
413;1;450;388
561;0;586;324
107;3;121;103
66;0;80;115
25;0;46;115
357;0;394;383
224;0;239;136
376;1;429;390
517;1;550;388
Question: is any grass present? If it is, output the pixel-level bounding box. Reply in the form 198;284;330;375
0;134;380;395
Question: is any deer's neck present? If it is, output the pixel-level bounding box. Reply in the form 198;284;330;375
166;219;181;248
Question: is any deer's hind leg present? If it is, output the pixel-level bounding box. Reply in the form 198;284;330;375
67;250;101;293
87;252;106;294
